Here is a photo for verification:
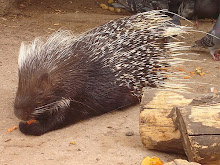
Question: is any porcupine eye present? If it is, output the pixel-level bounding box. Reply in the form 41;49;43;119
40;73;50;84
38;90;44;97
38;73;50;92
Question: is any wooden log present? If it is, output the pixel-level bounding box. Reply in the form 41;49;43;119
139;88;193;154
176;97;220;164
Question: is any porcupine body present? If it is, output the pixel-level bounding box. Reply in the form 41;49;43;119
14;10;188;135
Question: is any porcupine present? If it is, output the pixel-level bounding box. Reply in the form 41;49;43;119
14;10;189;135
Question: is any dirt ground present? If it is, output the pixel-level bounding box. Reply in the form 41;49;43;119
0;0;219;164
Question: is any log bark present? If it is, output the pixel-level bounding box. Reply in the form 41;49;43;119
176;96;220;164
139;88;193;154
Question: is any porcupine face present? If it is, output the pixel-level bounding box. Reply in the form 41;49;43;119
14;31;76;122
14;71;63;121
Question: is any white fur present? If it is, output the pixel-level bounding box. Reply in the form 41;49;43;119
32;97;71;116
18;30;77;71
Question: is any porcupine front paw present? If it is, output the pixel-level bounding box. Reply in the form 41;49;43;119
19;115;69;136
19;121;49;136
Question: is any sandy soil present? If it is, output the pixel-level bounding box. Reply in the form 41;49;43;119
0;0;219;164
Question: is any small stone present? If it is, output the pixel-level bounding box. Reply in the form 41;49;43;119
125;131;134;136
4;139;11;142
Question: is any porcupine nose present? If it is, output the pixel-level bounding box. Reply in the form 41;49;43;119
14;107;32;121
14;94;34;120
